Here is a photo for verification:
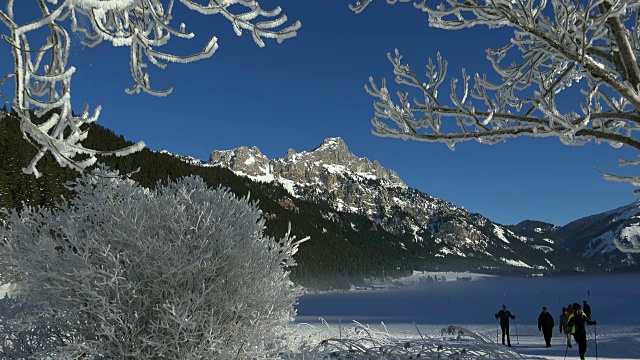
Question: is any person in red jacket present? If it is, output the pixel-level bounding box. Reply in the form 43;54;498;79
559;307;572;348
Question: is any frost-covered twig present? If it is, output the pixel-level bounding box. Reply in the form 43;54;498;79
2;1;300;177
0;294;77;359
286;321;527;359
353;0;640;253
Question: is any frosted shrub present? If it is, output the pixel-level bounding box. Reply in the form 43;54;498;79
0;173;305;359
0;295;80;359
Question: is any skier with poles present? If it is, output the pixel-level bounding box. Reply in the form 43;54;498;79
567;302;597;360
495;304;515;347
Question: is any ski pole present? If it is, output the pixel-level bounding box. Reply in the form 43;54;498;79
594;324;598;360
563;341;569;360
496;318;499;343
513;318;519;345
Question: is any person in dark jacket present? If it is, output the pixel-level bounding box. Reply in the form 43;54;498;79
495;304;515;346
568;303;597;360
538;306;555;347
559;307;572;348
582;300;592;319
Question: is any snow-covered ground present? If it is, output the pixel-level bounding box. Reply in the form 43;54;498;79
3;272;637;358
294;273;640;359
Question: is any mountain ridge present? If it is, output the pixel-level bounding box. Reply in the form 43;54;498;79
204;137;611;273
3;111;632;292
555;200;640;266
203;137;640;270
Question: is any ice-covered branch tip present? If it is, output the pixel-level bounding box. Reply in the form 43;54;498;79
349;0;411;14
3;0;300;176
71;0;300;96
295;322;526;359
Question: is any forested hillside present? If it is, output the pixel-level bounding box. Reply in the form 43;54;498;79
0;111;429;290
1;110;607;290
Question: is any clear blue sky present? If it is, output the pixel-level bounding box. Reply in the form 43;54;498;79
7;1;640;226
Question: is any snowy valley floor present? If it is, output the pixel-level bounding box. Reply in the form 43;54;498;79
293;273;640;359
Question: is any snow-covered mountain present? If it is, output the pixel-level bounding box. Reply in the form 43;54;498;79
555;201;640;267
159;150;207;166
207;137;596;274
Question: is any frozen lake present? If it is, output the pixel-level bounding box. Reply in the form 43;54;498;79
294;273;640;359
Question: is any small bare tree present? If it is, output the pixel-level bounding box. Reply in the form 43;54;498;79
0;171;307;359
352;0;640;252
1;0;300;177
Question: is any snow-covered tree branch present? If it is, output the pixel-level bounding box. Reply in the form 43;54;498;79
353;0;640;252
2;0;300;177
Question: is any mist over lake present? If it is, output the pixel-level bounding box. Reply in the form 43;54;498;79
295;273;640;326
294;273;640;359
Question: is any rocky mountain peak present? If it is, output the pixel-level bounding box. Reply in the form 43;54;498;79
311;137;350;154
209;137;406;188
282;137;353;164
209;145;270;176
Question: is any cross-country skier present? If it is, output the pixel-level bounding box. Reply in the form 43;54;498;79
568;303;597;360
495;304;515;347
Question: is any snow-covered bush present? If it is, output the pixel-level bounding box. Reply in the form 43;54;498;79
0;172;306;359
0;295;79;359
